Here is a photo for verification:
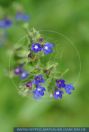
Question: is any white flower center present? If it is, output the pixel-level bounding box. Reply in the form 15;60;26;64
56;91;59;95
21;72;26;77
44;46;48;50
37;88;41;91
34;45;38;49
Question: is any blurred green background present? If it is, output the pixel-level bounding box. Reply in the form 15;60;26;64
0;0;89;132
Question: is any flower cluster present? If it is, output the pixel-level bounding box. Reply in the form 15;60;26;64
13;28;75;100
31;42;53;54
0;12;30;29
0;12;30;48
16;12;30;22
14;66;29;79
32;75;46;99
53;79;74;99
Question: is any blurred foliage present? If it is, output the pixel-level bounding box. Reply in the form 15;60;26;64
0;0;16;7
0;0;89;132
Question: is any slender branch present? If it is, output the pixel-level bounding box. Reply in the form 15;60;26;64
60;68;69;77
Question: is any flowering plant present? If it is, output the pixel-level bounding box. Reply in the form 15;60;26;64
11;25;75;100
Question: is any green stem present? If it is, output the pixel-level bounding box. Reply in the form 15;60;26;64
60;68;69;78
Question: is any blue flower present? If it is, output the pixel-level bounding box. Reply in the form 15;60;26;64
43;42;53;54
64;84;74;94
33;74;45;85
31;42;54;54
33;86;46;99
4;18;12;28
14;67;23;75
53;90;64;99
0;18;12;28
20;71;29;79
31;43;42;53
16;12;29;22
56;79;66;88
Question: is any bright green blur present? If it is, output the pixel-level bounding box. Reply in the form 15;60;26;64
0;0;89;132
